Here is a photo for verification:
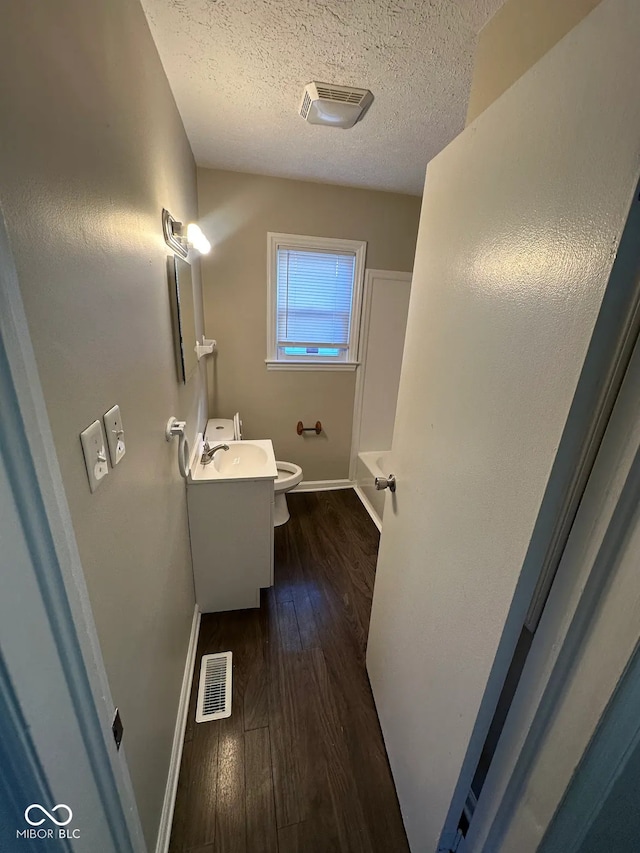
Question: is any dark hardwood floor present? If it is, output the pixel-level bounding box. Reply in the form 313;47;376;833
169;489;409;853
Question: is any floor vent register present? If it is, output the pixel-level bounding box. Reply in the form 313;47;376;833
195;652;232;722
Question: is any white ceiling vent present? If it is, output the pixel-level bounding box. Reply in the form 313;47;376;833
299;82;373;129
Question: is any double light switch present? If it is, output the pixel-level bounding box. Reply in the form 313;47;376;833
80;404;126;493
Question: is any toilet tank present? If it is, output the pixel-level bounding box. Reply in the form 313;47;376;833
204;412;242;442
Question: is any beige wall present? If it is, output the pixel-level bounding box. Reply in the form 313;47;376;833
197;169;421;480
467;0;603;123
0;1;206;846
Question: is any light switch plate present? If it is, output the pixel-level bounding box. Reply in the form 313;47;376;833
80;419;109;492
103;404;126;466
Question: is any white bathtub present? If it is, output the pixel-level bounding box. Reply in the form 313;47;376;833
355;450;392;531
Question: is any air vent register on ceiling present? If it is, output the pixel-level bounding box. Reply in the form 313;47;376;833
299;82;374;129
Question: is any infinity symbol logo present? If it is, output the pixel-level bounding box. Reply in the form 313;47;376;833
24;804;73;827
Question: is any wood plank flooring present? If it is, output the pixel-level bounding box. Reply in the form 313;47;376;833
169;489;409;853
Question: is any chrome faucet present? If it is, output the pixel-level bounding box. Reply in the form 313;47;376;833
201;441;229;465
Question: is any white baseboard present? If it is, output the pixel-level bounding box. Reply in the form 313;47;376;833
353;485;383;532
155;604;201;853
292;478;354;493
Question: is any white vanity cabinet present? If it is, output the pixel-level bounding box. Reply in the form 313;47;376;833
186;439;276;612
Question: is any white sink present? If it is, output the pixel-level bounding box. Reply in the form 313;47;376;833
189;439;277;483
213;442;267;474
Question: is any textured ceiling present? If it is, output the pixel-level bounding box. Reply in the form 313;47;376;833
141;0;506;195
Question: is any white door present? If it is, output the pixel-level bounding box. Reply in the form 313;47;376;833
366;2;640;851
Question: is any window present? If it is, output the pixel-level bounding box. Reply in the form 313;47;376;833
266;233;367;370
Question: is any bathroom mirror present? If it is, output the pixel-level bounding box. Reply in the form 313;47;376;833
168;256;198;384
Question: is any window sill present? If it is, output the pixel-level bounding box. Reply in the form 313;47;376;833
265;360;359;372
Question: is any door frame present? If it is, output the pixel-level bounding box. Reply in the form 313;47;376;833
541;633;640;852
462;320;640;853
0;209;146;851
349;269;412;482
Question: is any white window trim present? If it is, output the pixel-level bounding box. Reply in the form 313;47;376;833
266;232;367;371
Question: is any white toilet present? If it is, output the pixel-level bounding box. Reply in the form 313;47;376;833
205;413;243;444
273;460;303;526
204;415;303;527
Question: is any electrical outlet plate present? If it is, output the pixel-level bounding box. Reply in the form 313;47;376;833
103;404;126;466
80;420;109;492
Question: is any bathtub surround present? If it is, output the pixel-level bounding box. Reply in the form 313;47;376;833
197;168;421;482
349;269;412;485
350;271;411;526
0;1;206;847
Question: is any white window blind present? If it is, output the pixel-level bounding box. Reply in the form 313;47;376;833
276;248;356;350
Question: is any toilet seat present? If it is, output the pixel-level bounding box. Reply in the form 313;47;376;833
274;461;303;493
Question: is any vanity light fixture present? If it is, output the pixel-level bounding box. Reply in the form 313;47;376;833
185;223;212;255
162;209;211;257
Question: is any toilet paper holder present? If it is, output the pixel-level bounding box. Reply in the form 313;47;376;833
297;420;322;435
